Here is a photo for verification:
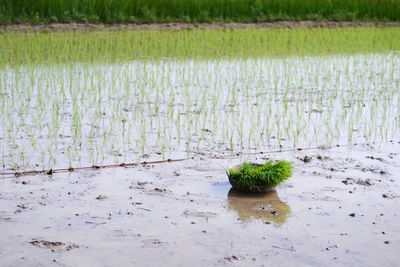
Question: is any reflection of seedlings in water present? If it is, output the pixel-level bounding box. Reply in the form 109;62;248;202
1;46;400;170
227;188;291;225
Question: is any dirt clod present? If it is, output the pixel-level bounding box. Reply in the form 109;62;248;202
300;156;312;163
30;240;64;249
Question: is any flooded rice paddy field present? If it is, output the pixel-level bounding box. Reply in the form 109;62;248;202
1;28;400;266
1;53;399;170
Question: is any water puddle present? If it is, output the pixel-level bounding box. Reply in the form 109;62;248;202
170;178;291;225
227;188;291;225
170;180;232;198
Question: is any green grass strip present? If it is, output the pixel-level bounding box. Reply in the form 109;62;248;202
1;0;400;24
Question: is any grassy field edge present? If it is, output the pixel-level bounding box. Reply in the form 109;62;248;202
1;0;400;25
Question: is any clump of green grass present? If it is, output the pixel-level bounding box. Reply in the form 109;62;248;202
228;161;292;190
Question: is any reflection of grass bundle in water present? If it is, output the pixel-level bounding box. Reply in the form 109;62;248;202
229;161;292;190
227;189;291;225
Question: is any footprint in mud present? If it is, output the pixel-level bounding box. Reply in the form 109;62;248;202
227;189;291;225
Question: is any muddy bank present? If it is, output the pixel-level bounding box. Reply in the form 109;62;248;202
2;21;400;32
0;143;399;266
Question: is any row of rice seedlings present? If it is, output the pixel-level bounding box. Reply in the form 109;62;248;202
1;0;399;24
1;27;400;65
1;51;399;170
1;29;398;169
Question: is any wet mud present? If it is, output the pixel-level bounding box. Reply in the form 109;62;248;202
0;143;399;266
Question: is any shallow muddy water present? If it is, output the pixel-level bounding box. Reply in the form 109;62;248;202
0;143;399;266
1;42;400;266
1;53;399;170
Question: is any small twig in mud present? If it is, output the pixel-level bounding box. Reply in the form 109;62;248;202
0;158;188;178
137;207;151;212
0;140;397;179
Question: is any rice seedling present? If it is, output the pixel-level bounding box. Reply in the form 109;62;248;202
1;27;400;65
228;161;293;191
0;27;399;171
